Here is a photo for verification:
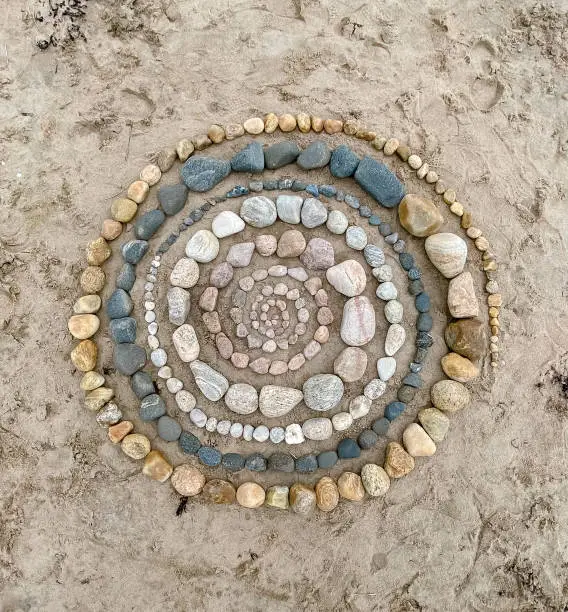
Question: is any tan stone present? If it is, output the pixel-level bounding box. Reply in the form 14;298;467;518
447;271;479;318
236;482;265;508
171;465;206;496
224;123;245;140
108;420;133;443
80;266;106;293
192;134;212;150
276;229;306;258
289;483;316;514
243;117;264;134
263;113;278;133
315;476;339;512
68;314;100;340
441;353;480;383
127;180;149;204
142;450;173;482
278;113;296;132
84;386;114;411
71;340;97;372
403;423;436;457
383;138;399;155
445;318;486;362
80;370;105;391
396;144;411;161
110;197;138;223
265;485;289;509
176;138;195;161
139;164;161;185
384;442;415;478
86;237;111;266
73;294;101;314
296;112;311;132
310;116;324;132
431;380;470;413
343;119;359;135
488;294;502;307
202;479;236;504
121;433;151;459
418;408;450;442
207;124;225;143
101;219;122;241
398;194;444;237
337;472;365;501
323;118;343;134
157;147;177;171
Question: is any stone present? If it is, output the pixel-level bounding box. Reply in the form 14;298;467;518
289;483;316;514
86;237;111;266
230;352;249;368
377;357;397;381
334;347;368;382
267;453;294;473
245;453;266;472
403;423;436;456
316;307;333;325
122;239;149;265
172;324;200;362
116;263;135;292
167;287;190;326
176;138;195;161
303;374;344;412
445;318;486;362
176;390;196;413
277;229;306;258
364;379;386;401
340;296;376;346
240;196;277;228
236;483;265;508
180;157;231;192
297;141;331;169
157;183;189;216
276;195;303;224
130;372;155;399
190;360;229;401
113;343;145;375
338;472;365;501
385;400;406;421
169;258;199;288
349;395;371;419
106;289;132;320
85;387;114;411
80;269;106;299
384;300;404;325
157;415;182;442
134;209;165;240
332;411;353;432
243;117;264;134
202;479;236;504
354;156;405;208
398;194;444;237
231;141;264;173
384;442;415;478
300;237;335;270
317;451;338;469
198;447;222;467
259;386;303;417
358;429;378;450
301;198;328;228
111;198;137;223
264;141;301;169
185;230;219;263
109;317;136;344
384;323;405;356
68;314;99;339
364;245;385;267
166;378;183;394
250;357;270;374
278;113;297;131
361;464;390;497
295;454;318;473
121;433;151;459
323;118;343;133
315;477;340;512
199;286;218;312
222;453;245;471
138;393;166;421
345;226;368;250
80;371;105;392
447;271;479;318
96;405;122;430
326;260;367;297
431;380;471;413
202;311;222;333
127;180;149;203
424;233;467;279
326;210;349;234
265;486;290;509
108;420;133;443
73;294;101;315
330;145;360;178
226;242;255;267
171;465;205;496
302;418;333;441
373;265;393;282
269;360;288;375
418;408;450;442
157;148;177;171
210;262;234;287
314;326;329;344
211;210;245;238
179;431;201;454
441;353;480;382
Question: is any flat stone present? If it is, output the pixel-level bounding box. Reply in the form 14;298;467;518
445;318;486;362
326;260;367;297
259;385;303;417
345;226;367;250
170;257;199;288
231;141;264;173
430;380;471;413
441;353;480;382
277;229;306;258
288;266;308;281
236;482;265;508
249;357;270;374
302;418;333;441
190;360;229;401
297;140;331;169
377;356;397;381
326;210;349;234
398;194;444;237
226;242;255;267
134;209;165;240
376;282;397;301
199;286;218;312
158;184;189;215
385;324;405;356
140;394;166;421
267;453;295;473
337;438;361;459
210;262;234;288
425;233;467;279
180;157;231;191
202;311;222;333
340;296;376;346
276;195;303;224
264;141;301;169
211;210;245;238
172;324;200;362
113;343;146;375
334;347;368;382
330;144;360;178
80;371;105;392
364;245;385;268
447;271;479;318
403;423;436;456
300;237;335;270
301;198;328;228
303;374;344;412
240;196;277;228
354;156;405;208
295;455;318;473
167;287;190;326
185;230;219;263
373;264;392;282
418;408;450;442
384;442;415;478
171;465;206;496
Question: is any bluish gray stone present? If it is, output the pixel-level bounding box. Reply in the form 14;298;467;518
417;313;433;331
330;145;360;178
113;343;146;375
180;157;231;192
358;429;379;450
354;156;405;208
415;292;431;313
409;279;424;295
295;454;318;473
157;415;182;441
139;394;166;421
372;417;390;435
363;244;385;267
158;183;189;215
402;373;423;388
222;453;245;472
297;140;331;169
198;446;222;467
384;401;405;421
116;263;136;292
264;141;301;169
109;317;136;344
398;385;416;403
337;438;360;459
317;451;338;469
268;453;295;472
106;288;133;319
135;209;166;239
121;240;148;264
231;142;264;173
399;252;415;270
130;371;155;399
179;431;200;454
245;453;266;472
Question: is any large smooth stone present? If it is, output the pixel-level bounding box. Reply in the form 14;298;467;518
385;324;406;356
180;157;231;192
418;407;450;442
430;380;471;413
330;145;360;178
340;296;376;346
303;374;344;412
296;140;331;169
264;141;301;169
445;318;486;362
190;360;229;401
113;343;146;375
170;257;199;288
172;324;200;362
333;347;368;382
240;196;277;228
211;211;245;238
68;314;99;339
157;184;188;215
425;233;467;279
403;423;436;457
326;260;367;297
300;237;335;270
354;156;405;208
384;442;415;478
398;194;444;237
277;230;306;258
259;386;303;418
302;418;333;441
225;383;258;415
301;198;328;228
185;230;219;263
226;242;255;267
447;271;479;318
167;287;190;326
276;195;303;224
441;353;480;382
109;317;136;344
231;141;264;173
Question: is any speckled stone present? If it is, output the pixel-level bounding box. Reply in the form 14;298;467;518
301;198;328;228
121;240;148;264
330;145;360;178
354;156;405;208
198;447;222;467
264;141;301;169
171;465;206;496
181;157;231;192
178;431;201;455
289;483;316;514
222;453;245;472
121;433;151;459
106;289;133;320
268;452;295;473
358;429;378;450
231;141;264;173
297;140;331;169
431;380;471;413
300;237;335;270
113;343;146;375
444;318;486;362
295;455;318;473
361;464;390;497
134;209;166;240
202;479;236;504
109;317;136;344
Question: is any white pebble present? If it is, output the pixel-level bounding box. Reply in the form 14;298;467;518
150;348;167;367
205;417;218;432
216;420;231;435
253;425;270;442
332;411;353;431
190;408;207;428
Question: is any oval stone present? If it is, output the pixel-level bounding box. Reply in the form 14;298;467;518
430;380;471;413
398;194;444;237
340;296;376;346
326;260;367;297
225;383;258;415
303;374;344;412
185;230;219;263
302;418;333;441
259;386;303;417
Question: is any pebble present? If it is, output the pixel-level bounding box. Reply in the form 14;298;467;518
326;260;366;297
326;209;349;234
231;141;264;173
189;408;207;428
424;233;467;279
314;325;329;344
185;229;219;263
276;195;303;225
259;385;303;417
172;324;200;362
373;264;393;282
337;438;360;459
361;464;390;497
302;417;333;441
236;483;265;509
210;262;234;288
338;472;365;501
202;479;236;504
80;371;105;391
68;314;100;340
243;117;264;134
415;292;431;313
358;429;378;450
430;379;471;412
176;138;194;161
211;210;245;238
157;415;182;442
288;353;306;371
444;318;486;362
249;357;270;374
264;141;301;169
385;324;406;356
384;300;403;324
265;486;290;510
300;238;335;270
330;144;360;178
122;240;149;265
108;420;133;443
398;194;444;237
349;395;371;419
385;401;405;421
180;157;231;191
80;266;106;293
278;113;297;131
303;374;344;412
301;197;328;228
106;289;132;320
199;286;218;312
109;317;136;344
296;112;311;132
222;453;245;471
364;245;385;267
231;352;249;368
297;141;331;169
127;180;149;204
384;442;415;478
111;198;138;223
113;343;146;375
101;218;123;241
403;423;436;456
377;356;397;381
303;340;320;360
121;433;151;460
198;447;222;467
190;360;229;401
323;118;343;133
364;378;386;400
239;196;277;228
447;271;479;318
441;353;480;382
376;282;397;301
139;392;166;421
340;296;376;346
157;184;189;216
345;226;368;250
276;229;306;258
130;371;155;399
354;156;405;208
289;483;316;514
334;347;368;382
227;242;255;267
86;237;111;266
167;287;190;326
295;454;318;473
134;209;165;240
418;407;450;442
171;465;205;496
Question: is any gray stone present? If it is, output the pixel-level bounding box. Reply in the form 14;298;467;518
190;360;229;401
158;184;189;215
340;296;376;346
225;383;258;415
301;198;328;228
354;156;405;208
113;343;146;375
106;289;132;320
303;374;344;412
130;371;155;399
330;145;360;178
226;242;255;267
276;194;303;224
157;415;182;441
210;262;234;288
264;141;301;169
180;157;231;192
326;260;367;297
240;196;277;228
259;385;304;417
231;141;264;173
140;394;166;421
345;226;368;250
211;211;245;238
121;240;148;264
109;317;136;344
296;140;331;169
167;287;190;326
364;244;385;267
134;209;165;240
185;230;219;263
326;210;349;234
170;257;199;288
172;324;200;362
302;418;333;440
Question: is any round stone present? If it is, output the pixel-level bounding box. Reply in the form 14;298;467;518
363;245;385;267
301;198;328;228
403;423;436;456
358;429;378;450
157;416;182;442
111;198;137;223
297;140;331;169
441;353;480;382
315;477;340;512
73;294;102;315
276;195;303;224
68;314;100;340
326;260;367;297
398;194;444;237
113;343;146;376
303;374;344;412
285;423;305;445
345;226;367;250
255;234;278;256
80;371;105;391
384;442;415;478
333;347;368;382
224;383;258;415
175;390;196;413
373;264;393;282
330;144;360;178
332;412;353;431
302;418;333;441
445;318;486;362
289;484;316;515
185;230;219;263
236;483;265;509
121;433;151;459
171;465;205;496
361;464;390;497
424;233;468;279
337;472;365;501
252;425;270;442
202;480;236;504
210;262;234;288
170;258;199;288
377;357;397;381
277;229;306;258
80;266;106;293
243;117;264;134
240;196;277;228
340;296;376;346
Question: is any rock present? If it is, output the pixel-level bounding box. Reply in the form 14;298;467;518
384;324;406;356
340;296;376;346
314;325;329;343
300;238;335;270
202;479;236;504
170;257;199;288
111;197;137;223
80;371;105;391
250;357;270;374
157;415;182;442
363;245;385;267
373;264;393;282
403;423;436;456
202;311;222;333
86;237;111;266
157;184;189;216
302;418;333;440
211;210;245;238
127;180;149;203
424;233;467;279
210;262;234;287
226;242;255;267
254;234;277;256
231;352;249;368
85;387;114;411
73;294;101;315
418;408;450;442
172;324;200;362
441;353;480;382
190;360;229;401
267;453;294;472
315;477;340;512
109;317;136;344
130;371;155;399
398;194;444;237
175;390;196;413
297;140;331;169
345;226;367;250
326;260;367;297
445;318;486;362
178;431;200;454
121;240;148;264
289;483;316;514
259;386;303;417
264;141;301;169
68;314;100;339
236;483;265;508
180;157;231;191
301;198;328;228
108;420;133;443
134;209;165;240
115;263;135;292
337;472;365;501
276;195;303;224
354;156;405;208
377;357;397;381
317;451;338;469
198;447;222;466
231;141;264;173
278;113;297;131
277;230;306;258
385;300;403;324
243;117;264;134
303;374;344;412
185;230;219;263
349;395;371;419
364;378;386;400
167;287;190;326
326;210;349;234
358;429;378;450
431;380;471;413
384;442;415;478
245;453;266;472
80;266;105;294
121;433;151;459
171;465;205;496
240;196;277;228
284;423;304;445
199;286;218;312
139;393;166;421
361;464;390;497
333;347;368;382
330;145;360;178
447;271;479;318
222;453;245;471
265;486;290;509
96;403;121;427
113;343;145;375
106;289;132;320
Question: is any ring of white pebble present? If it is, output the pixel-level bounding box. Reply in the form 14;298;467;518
68;111;498;513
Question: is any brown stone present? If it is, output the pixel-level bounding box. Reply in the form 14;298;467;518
157;147;177;171
71;339;98;372
142;450;173;482
176;138;195;161
447;271;479;318
224;123;245;140
171;464;206;496
202;479;236;504
384;442;415;479
108;420;134;443
445;318;486;362
199;286;218;312
315;476;339;512
263;113;278;133
207;124;225;143
110;198;137;222
277;229;306;258
311;116;324;132
296;112;311;132
337;472;365;501
80;266;105;293
278;113;296;132
398;194;444;237
101;219;122;241
236;482;265;508
323;118;343;134
441;353;480;382
127;180;149;204
289;483;316;514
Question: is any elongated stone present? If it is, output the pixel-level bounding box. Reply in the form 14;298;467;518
189;360;229;401
340;296;375;346
354;156;405;208
172;324;200;362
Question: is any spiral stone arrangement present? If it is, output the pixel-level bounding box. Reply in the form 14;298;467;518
68;112;501;513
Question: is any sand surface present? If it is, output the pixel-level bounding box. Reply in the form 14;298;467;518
1;1;568;610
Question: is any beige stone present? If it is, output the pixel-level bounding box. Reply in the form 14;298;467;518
265;485;289;509
192;134;212;150
263;113;278;133
384;442;415;478
224;123;245;140
80;370;105;391
296;112;311;132
310;116;324;132
323;118;343;134
431;380;471;413
418;408;450;442
73;294;101;314
142;450;173;482
398;194;444;237
337;472;365;501
243;117;264;134
447;271;479;318
108;420;133;443
289;483;316;514
139;164;161;185
127;180;149;204
441;353;480;382
236;482;265;508
80;266;105;293
176;138;195;161
84;386;114;411
360;464;390;497
70;340;97;372
86;237;111;266
101;219;122;241
111;197;138;222
171;465;206;496
157;148;177;171
202;479;236;504
315;477;339;512
207;124;225;143
278;113;296;132
121;433;151;459
68;314;100;340
403;423;436;457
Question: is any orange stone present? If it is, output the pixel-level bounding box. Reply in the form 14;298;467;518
108;420;134;443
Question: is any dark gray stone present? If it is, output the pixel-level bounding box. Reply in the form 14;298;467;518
222;453;245;472
358;429;379;450
245;453;266;472
317;451;338;469
157;184;189;216
109;317;137;344
134;209;166;239
231;142;264;173
116;263;136;292
106;288;133;320
268;452;295;473
354;156;405;208
130;371;155;399
264;141;301;169
139;394;166;421
295;454;318;473
179;431;200;454
157;415;182;441
180;157;231;192
113;343;146;375
121;240;148;264
330;145;360;178
296;140;331;169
